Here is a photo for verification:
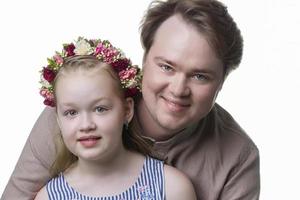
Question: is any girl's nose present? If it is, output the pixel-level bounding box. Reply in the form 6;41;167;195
79;114;96;132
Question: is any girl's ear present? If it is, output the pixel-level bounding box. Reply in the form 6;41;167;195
124;97;134;123
56;113;62;129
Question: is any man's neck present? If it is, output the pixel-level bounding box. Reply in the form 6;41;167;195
136;99;180;141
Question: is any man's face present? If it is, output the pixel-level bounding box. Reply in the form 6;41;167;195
141;15;224;139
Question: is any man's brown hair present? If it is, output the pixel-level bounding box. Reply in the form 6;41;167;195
140;0;243;76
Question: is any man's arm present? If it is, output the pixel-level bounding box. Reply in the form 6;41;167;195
1;107;59;200
220;144;260;200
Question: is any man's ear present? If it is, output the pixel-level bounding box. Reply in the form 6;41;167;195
218;79;224;92
124;97;134;123
212;78;225;103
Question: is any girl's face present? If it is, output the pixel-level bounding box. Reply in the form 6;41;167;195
55;69;133;163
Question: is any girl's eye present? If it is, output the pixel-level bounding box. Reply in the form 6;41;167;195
64;110;78;116
95;106;108;113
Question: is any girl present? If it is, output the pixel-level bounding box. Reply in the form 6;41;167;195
34;37;196;200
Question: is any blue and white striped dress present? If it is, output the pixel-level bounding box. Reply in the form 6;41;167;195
46;156;165;200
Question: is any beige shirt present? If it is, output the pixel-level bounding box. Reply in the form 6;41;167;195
1;104;260;200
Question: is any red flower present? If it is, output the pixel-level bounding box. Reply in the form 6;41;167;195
64;43;75;56
125;87;139;97
42;67;56;82
111;59;130;72
43;99;55;107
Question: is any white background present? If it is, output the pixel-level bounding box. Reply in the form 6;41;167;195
0;0;299;199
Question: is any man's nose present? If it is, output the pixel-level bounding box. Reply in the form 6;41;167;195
169;74;190;97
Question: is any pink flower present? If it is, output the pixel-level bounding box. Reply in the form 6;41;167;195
95;43;104;55
40;88;52;98
64;43;75;56
40;89;47;98
103;48;118;63
119;68;137;81
53;54;63;65
42;67;56;82
40;88;55;107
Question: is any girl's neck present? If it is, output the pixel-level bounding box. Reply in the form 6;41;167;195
73;148;132;178
64;150;145;197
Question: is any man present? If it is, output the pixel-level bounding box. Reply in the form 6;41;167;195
1;0;260;199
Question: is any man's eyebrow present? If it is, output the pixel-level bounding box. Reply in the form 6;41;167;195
154;56;176;66
154;56;218;75
191;68;217;74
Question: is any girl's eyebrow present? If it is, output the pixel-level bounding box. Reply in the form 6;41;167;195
58;97;111;107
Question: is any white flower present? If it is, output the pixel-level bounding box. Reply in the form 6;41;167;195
126;79;138;88
40;75;52;88
74;38;93;55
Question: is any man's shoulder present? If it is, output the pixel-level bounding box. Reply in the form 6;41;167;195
192;103;259;165
30;106;58;138
213;103;258;150
187;103;258;159
28;106;59;167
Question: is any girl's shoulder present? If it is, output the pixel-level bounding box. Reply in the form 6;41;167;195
46;173;72;198
34;185;49;200
164;165;197;200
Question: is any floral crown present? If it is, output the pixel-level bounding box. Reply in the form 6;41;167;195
39;37;142;107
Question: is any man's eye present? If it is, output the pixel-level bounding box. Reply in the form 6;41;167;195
95;106;108;113
159;64;173;72
193;74;208;81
